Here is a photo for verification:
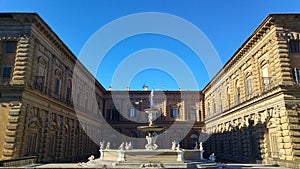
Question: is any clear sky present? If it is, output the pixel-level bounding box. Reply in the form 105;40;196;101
1;0;300;90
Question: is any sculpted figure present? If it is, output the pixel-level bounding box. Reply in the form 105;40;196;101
119;142;125;150
99;141;105;150
171;140;176;150
199;142;203;151
209;153;216;162
105;142;110;150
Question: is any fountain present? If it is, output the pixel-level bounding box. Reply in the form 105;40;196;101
80;90;216;168
137;90;165;150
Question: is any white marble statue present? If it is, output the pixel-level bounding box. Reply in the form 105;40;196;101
105;142;110;150
176;143;180;151
99;141;105;150
145;133;158;150
119;142;125;150
194;142;198;149
125;142;132;150
199;142;203;151
209;153;216;162
88;155;95;161
171;140;176;150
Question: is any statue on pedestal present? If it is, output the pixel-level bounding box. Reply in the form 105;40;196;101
145;133;158;150
209;153;216;162
106;142;110;150
171;140;176;150
119;142;125;150
99;141;105;150
199;142;203;151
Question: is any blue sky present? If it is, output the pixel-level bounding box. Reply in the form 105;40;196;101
1;0;300;90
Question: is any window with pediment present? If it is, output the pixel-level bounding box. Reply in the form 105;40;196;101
207;102;210;117
36;56;48;92
54;69;62;97
261;60;270;89
235;80;240;105
219;92;223;113
226;86;230;109
245;72;252;96
66;79;72;104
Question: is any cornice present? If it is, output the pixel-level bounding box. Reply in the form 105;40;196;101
203;15;276;93
0;13;107;93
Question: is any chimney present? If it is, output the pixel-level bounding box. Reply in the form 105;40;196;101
108;86;112;91
126;86;130;91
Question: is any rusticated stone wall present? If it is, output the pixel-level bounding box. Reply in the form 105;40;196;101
0;103;10;160
0;13;106;162
203;14;300;168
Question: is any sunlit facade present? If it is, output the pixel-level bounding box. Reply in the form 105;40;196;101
0;13;300;168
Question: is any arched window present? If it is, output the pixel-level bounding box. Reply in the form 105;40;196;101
85;91;89;112
235;79;240;105
213;98;216;114
261;60;270;89
54;77;60;95
54;69;62;97
219;92;223;113
207;102;210;117
226;86;230;109
245;72;252;96
66;79;72;104
77;86;81;108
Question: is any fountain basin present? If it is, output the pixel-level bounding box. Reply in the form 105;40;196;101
137;126;165;132
99;149;204;162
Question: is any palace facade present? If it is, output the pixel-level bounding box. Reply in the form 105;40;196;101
203;14;300;168
0;13;299;168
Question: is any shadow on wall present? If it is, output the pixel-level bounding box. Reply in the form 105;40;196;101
203;120;273;164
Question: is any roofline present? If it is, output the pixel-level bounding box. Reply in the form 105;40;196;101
0;12;107;93
202;13;295;92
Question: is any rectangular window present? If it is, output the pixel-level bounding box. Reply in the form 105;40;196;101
129;108;135;118
171;108;179;118
5;41;16;53
112;109;120;121
290;40;300;53
1;66;12;83
66;87;71;103
293;68;300;84
54;78;60;95
245;78;252;96
207;106;210;116
236;87;240;105
106;109;112;120
189;109;197;121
